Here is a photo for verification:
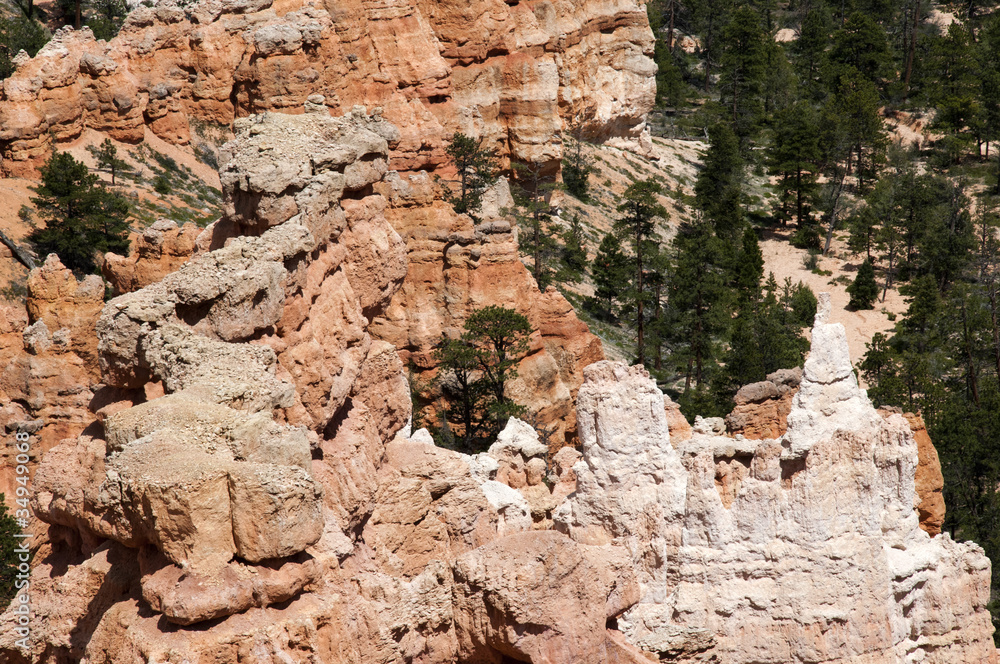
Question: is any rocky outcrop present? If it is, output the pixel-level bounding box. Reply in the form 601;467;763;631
0;256;105;510
0;106;641;664
723;367;800;440
555;294;996;664
0;0;655;178
101;219;202;296
904;411;946;537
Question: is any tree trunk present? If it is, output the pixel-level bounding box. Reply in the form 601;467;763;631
962;301;981;406
903;0;920;101
668;0;675;52
795;167;803;227
75;0;82;29
823;170;847;256
0;230;37;270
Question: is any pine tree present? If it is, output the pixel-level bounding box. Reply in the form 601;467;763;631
769;101;822;229
561;213;588;275
95;138;128;185
847;258;879;309
734;226;764;302
794;7;831;95
435;306;532;450
512;162;559;290
718;6;768;137
615;180;667;366
562;132;594;201
27;150;131;274
833;72;888;192
695;123;744;238
591;232;630;320
827;11;892;87
670;216;728;391
0;495;21;608
443;132;499;220
0;14;47;80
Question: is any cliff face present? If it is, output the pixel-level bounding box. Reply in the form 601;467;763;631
3;0;637;446
0;0;655;177
554;295;996;664
1;108;994;664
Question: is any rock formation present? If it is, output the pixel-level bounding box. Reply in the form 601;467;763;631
0;105;651;664
554;294;996;663
0;0;656;178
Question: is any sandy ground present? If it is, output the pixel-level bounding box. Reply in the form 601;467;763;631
760;227;906;370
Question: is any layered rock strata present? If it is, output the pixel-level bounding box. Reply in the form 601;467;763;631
554;295;997;663
0;106;649;664
0;0;656;178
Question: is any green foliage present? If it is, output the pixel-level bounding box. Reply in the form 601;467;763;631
153;175;171;195
589;231;631;320
443;132;499;221
27;151;131;274
562;135;594;201
827;11;892;87
669;216;728;391
847;259;879;309
95;138;129;185
561;213;588;276
512;163;559;290
0;14;48;80
615;180;667;366
86;0;127;40
0;495;22;609
768;101;822;228
434;306;532;451
694;123;744;238
717;6;768;138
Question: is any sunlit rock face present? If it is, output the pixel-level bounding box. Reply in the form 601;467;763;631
556;293;997;664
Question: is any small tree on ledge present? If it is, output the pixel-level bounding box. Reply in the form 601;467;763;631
443;132;499;221
434;305;532;451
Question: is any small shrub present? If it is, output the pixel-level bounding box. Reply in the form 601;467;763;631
153;176;171;195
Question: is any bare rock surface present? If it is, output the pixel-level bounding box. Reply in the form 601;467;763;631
556;294;996;664
0;0;655;177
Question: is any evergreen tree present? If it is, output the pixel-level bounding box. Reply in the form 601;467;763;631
794;7;831;95
670;216;728;391
27;150;130;274
734;226;764;302
615;180;667;366
695;123;744;238
562;132;594;201
0;495;21;608
688;0;733;91
86;0;127;40
95;138;128;185
833;72;888;191
768;101;822;228
0;14;48;80
443;132;499;220
590;231;631;320
827;11;892;87
847;258;879;309
718;6;768;138
435;306;532;450
561;213;588;276
512;162;559;290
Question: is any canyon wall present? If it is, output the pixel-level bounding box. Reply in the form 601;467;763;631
0;0;656;177
1;0;640;446
0;109;994;664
